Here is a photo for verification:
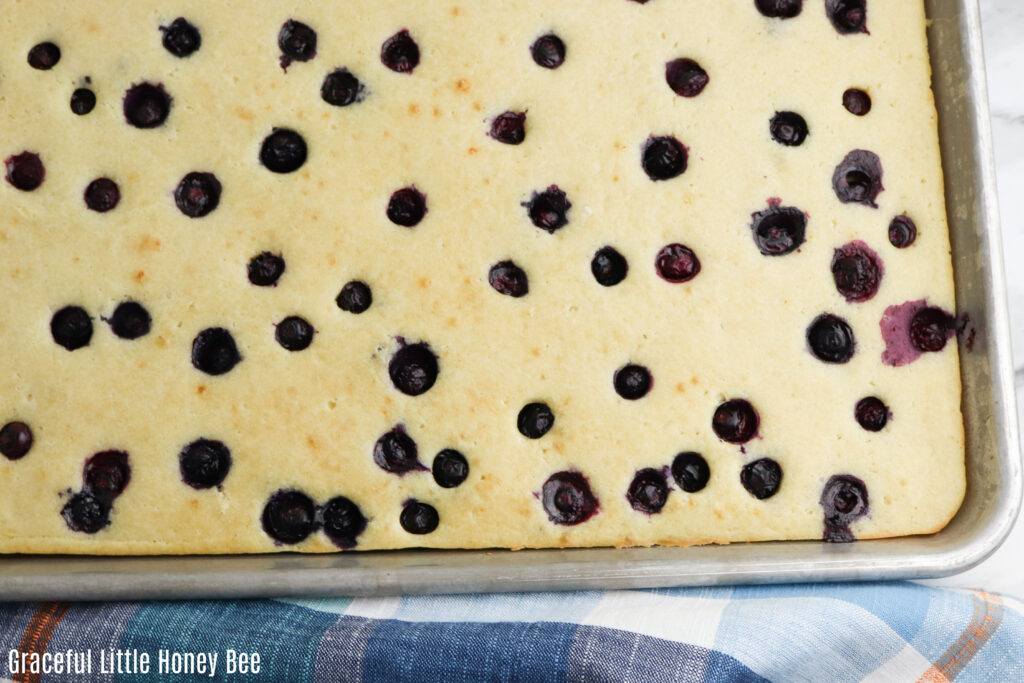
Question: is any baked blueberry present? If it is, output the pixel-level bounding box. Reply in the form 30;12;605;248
769;111;808;147
279;19;317;69
107;301;152;340
755;0;803;18
524;186;571;233
889;215;918;248
712;399;759;444
275;316;314;351
820;474;869;542
260;128;307;174
0;422;33;461
909;307;954;353
28;42;60;70
807;314;856;364
373;426;424;474
541;471;598;525
5;151;45;191
490;111;527;145
832;149;883;207
320;496;367;549
489;261;529;297
843;88;871;116
387;186;427;227
161;18;201;57
826;0;868;35
665;58;709;98
518;402;554;439
191;327;242;375
123;82;172;128
655;243;701;283
336;281;373;313
62;491;110;534
741;458;783;499
751;204;806;256
432;449;469;488
641;136;687;181
83;450;131;502
321;68;365;107
381;30;420;73
70;88;96;115
84;178;121;212
671;451;710;493
51;305;93;351
627;468;670;514
247;252;285;287
855;396;889;432
174;172;221;217
831;241;883;303
179;438;232;489
614;364;652;400
531;34;566;69
400;500;439;534
389;342;438;396
261;489;317;544
591;247;628;287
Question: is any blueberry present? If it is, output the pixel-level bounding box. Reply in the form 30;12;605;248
740;458;783;499
5;151;45;191
0;422;33;461
247;252;285;287
432;449;469;488
855;397;889;432
490;111;527;145
279;20;317;69
518;402;554;439
627;468;670;514
84;177;121;212
28;42;61;70
531;34;566;69
614;364;652;400
831;241;883;303
889;215;918;248
373;426;424;474
381;30;420;73
665;58;709;98
807;314;856;364
62;491;111;534
591;247;628;287
541;471;598;525
174;172;221;217
671;451;710;493
488;261;529;297
161;18;201;58
655;243;701;283
275;316;314;352
123;82;172;128
107;301;152;340
70;88;96;115
826;0;868;35
909;307;954;353
320;496;367;548
832;149;883;207
400;500;439;534
321;68;365;107
261;489;317;544
389;342;438;396
750;204;806;256
387;186;427;227
755;0;803;18
260;128;307;174
336;281;373;313
179;438;232;489
820;474;869;542
191;327;242;375
641;136;687;181
83;450;131;502
524;186;571;233
843;88;871;116
769;111;808;147
712;399;759;444
51;305;93;351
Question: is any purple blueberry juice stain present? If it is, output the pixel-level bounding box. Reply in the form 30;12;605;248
541;471;598;525
820;474;869;542
880;300;955;366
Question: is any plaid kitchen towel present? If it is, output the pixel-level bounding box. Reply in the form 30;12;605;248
1;582;1022;682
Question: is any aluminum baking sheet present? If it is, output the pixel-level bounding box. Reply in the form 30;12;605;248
0;0;1018;600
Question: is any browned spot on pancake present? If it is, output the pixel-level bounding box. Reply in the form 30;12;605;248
472;102;482;111
433;106;441;117
189;499;200;510
134;270;146;282
138;235;162;252
306;435;319;452
155;336;167;348
530;348;541;357
451;6;460;15
408;102;420;115
468;147;479;155
676;382;686;393
197;385;207;395
552;441;565;453
613;176;620;182
235;107;254;121
456;78;471;92
691;376;699;385
417;276;431;288
445;317;457;328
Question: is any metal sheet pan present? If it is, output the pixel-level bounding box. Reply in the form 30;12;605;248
0;0;1018;600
